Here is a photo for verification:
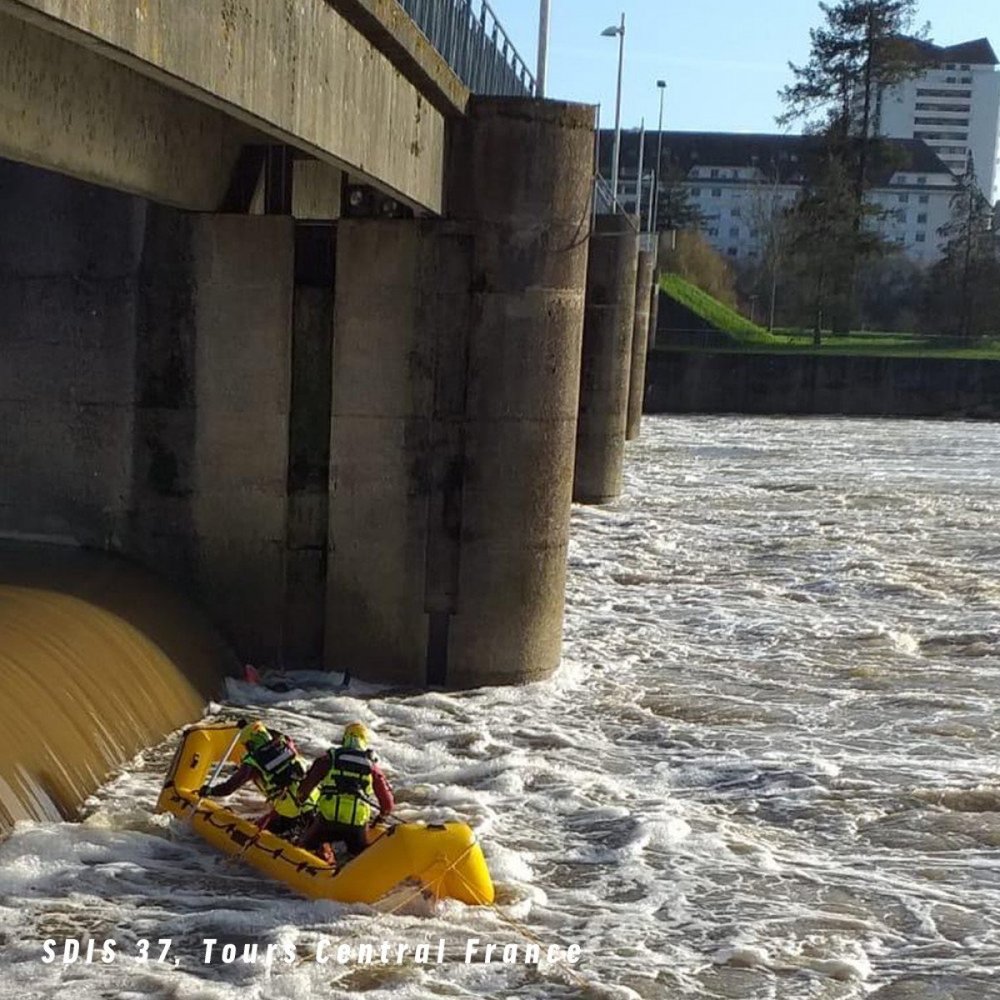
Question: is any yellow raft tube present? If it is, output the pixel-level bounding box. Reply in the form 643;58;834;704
156;722;494;906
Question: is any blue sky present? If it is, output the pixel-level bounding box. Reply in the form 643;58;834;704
492;0;1000;133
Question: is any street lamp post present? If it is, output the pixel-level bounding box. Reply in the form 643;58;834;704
601;14;626;210
537;0;550;97
652;80;666;232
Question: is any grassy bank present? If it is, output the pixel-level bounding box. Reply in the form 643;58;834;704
658;275;1000;359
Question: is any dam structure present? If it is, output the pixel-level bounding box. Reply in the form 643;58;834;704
0;0;656;729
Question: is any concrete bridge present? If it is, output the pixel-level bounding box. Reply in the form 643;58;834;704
0;0;658;691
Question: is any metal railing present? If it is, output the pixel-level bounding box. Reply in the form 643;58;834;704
397;0;535;97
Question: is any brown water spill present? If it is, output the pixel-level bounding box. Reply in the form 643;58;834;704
0;542;236;832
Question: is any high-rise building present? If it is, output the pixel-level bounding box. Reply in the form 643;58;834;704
873;38;1000;204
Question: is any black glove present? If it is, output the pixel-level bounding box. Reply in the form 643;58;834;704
199;784;211;798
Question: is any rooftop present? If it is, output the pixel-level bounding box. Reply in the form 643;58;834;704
599;131;953;187
899;36;998;67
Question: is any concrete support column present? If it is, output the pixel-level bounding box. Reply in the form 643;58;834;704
327;220;472;685
626;249;656;441
445;98;593;687
573;214;639;504
327;98;593;689
132;211;295;665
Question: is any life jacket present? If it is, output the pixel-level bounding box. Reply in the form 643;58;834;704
316;746;376;827
244;735;318;818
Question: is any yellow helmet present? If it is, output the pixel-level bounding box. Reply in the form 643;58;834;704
342;721;370;750
240;721;271;751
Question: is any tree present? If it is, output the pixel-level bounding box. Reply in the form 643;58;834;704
745;164;795;330
653;158;703;232
779;1;927;200
778;2;929;325
784;151;886;343
927;157;1000;338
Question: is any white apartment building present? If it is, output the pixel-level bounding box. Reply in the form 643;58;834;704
873;38;1000;204
601;131;957;266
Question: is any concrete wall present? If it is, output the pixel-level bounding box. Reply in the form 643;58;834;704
1;0;452;212
328;220;472;684
0;160;313;664
0;159;146;546
645;349;1000;419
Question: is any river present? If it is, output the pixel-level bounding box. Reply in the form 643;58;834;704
1;415;998;999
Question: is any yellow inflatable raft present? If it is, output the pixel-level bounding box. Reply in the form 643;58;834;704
156;722;494;906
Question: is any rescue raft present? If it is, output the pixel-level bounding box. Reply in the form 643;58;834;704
156;722;494;906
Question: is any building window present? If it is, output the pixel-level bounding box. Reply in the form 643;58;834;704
917;176;927;185
711;188;721;197
945;63;956;70
710;168;719;178
917;89;972;98
945;76;956;83
708;227;719;236
961;76;972;84
897;175;908;184
691;187;701;195
898;193;909;203
915;233;926;243
917;213;927;224
727;248;738;256
919;194;929;204
731;207;741;217
729;226;740;237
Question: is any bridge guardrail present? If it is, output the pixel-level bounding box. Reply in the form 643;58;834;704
397;0;535;97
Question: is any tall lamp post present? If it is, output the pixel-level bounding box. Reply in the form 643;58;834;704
601;14;626;210
537;0;550;97
652;80;666;232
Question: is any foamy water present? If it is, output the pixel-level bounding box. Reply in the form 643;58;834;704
2;415;999;999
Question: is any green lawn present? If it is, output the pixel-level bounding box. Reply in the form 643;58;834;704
746;328;1000;359
658;275;1000;359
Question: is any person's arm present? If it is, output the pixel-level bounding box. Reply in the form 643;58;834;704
201;762;254;797
371;765;394;816
296;753;330;803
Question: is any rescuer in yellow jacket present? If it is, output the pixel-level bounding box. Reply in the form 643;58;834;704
295;721;394;860
200;721;319;836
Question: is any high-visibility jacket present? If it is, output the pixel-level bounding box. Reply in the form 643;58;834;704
244;738;318;818
316;746;376;826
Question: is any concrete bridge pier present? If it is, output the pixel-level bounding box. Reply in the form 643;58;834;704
626;248;657;441
326;98;594;688
130;211;298;667
573;214;640;504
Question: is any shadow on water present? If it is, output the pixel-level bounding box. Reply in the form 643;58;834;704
0;541;236;832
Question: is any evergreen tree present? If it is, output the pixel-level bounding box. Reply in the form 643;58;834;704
653;159;703;232
778;1;929;326
930;158;999;338
784;151;886;343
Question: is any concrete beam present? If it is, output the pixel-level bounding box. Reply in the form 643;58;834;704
0;12;250;209
326;0;469;117
0;0;447;212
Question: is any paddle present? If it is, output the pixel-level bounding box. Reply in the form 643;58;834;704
184;721;245;822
